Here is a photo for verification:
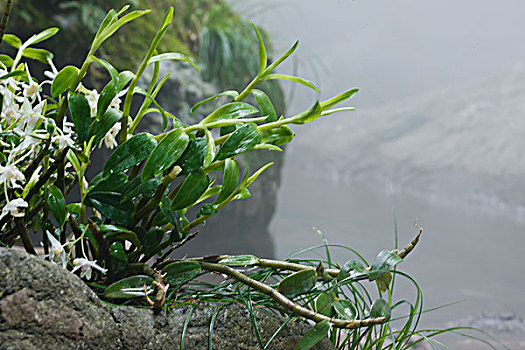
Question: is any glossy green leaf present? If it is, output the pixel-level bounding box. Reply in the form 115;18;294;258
195;184;221;205
104;275;154;299
93;10;150;51
140;227;164;257
121;178;161;203
214;123;262;161
214;159;239;204
293;320;330;350
2;34;22;48
0;54;13;67
118;70;134;90
261;126;294;146
232;188;251;201
84;194;134;224
51;66;78;97
277;269;316;298
196;203;218;218
370;298;391;321
200;102;259;125
289;101;322;125
142;128;189;181
315;292;336;317
149;53;199;71
96;78;119;119
252;25;267;76
24;27;59;46
337;260;366;282
0;70;26;81
190;90;238;115
22;47;54;63
89;108;122;145
368;250;403;281
171;169;210;210
252;89;276;122
68;92;91;143
101;225;141;248
132;86;169;131
104;133;157;175
162;261;201;286
262;73;320;92
320;88;359;110
110;241;127;272
175;138;207;176
203;128;215;168
45;185;66;227
218;255;259;267
88;172;127;195
333;300;357;320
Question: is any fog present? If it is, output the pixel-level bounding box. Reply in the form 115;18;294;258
228;1;525;348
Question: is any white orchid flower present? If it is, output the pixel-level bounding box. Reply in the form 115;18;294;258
0;198;28;220
0;164;25;189
72;258;108;280
46;231;67;268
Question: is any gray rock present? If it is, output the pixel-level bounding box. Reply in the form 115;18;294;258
0;248;333;350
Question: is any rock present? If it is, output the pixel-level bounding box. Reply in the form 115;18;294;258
0;248;333;350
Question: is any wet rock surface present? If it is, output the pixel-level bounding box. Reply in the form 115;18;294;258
0;248;333;350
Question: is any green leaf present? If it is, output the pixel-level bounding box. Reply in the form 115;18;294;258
320;88;359;110
375;272;392;293
68;92;91;143
24;27;59;46
200;102;259;126
84;194;134;225
244;162;273;188
337;260;366;282
232;188;250;201
368;250;403;281
2;34;22;48
196;203;218;218
218;255;259;267
214;159;239;204
203;128;215;168
88;172;127;195
333;300;357;320
121;178;161;203
110;241;127;272
0;54;13;68
101;225;141;248
175;138;207;176
45;185;66;227
96;79;119;120
149;53;199;71
262;73;320;92
52;66;79;97
370;298;391;321
171;169;210;210
252;89;276;122
214;123;262;161
92;10;151;52
261;126;294;146
315;292;336;317
89;108;122;145
140;227;164;257
142;128;189;181
190;90;238;115
104;275;154;299
162;261;201;286
21;47;54;63
293;320;330;350
252;25;267;76
118;70;134;90
277;269;316;298
0;70;26;81
289;101;322;125
104;133;157;176
265;40;298;75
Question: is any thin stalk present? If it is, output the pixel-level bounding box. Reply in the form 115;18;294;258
0;0;12;46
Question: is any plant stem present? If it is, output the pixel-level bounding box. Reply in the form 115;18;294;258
0;0;12;47
198;261;387;329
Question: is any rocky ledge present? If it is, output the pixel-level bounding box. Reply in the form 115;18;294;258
0;248;333;350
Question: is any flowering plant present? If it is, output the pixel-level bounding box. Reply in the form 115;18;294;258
0;5;431;347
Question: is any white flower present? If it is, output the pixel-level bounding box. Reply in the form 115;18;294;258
0;164;25;189
72;258;108;280
52;134;75;150
101;122;120;149
0;198;28;219
85;89;99;116
46;231;67;268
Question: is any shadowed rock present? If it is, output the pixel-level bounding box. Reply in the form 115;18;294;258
0;248;333;350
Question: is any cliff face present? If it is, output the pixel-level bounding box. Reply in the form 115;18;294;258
0;248;333;349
